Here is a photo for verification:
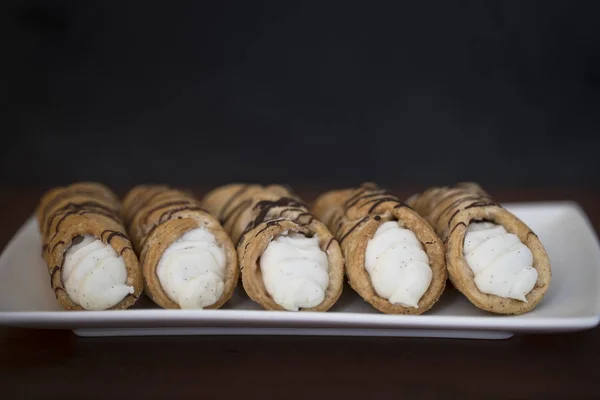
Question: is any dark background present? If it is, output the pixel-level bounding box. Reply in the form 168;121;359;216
4;0;600;191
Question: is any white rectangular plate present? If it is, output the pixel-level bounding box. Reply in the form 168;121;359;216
1;201;599;339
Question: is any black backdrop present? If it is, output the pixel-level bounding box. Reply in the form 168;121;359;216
4;1;600;190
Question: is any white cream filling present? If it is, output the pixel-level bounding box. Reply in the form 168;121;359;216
463;222;538;302
365;221;433;308
62;235;134;310
260;231;329;311
157;228;226;309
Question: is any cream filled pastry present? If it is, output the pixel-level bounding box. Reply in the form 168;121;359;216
365;222;433;308
157;228;227;309
313;183;447;315
260;231;329;311
63;235;134;310
406;182;551;315
122;185;238;310
36;182;142;311
201;184;344;312
463;222;537;302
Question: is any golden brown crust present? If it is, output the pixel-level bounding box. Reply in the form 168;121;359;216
36;182;142;310
201;184;344;312
406;182;552;315
312;183;447;315
121;185;238;310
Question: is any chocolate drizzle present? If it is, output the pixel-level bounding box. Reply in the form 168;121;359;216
44;201;119;236
296;212;314;224
253;219;285;239
141;200;194;225
54;287;66;295
137;205;206;250
447;209;462;225
445;221;467;243
436;195;481;217
407;183;506;243
279;207;305;217
321;181;474;265
79;210;121;223
215;187;324;249
345;189;388;208
39;188;109;226
101;230;129;244
237;200;304;246
319;184;410;246
365;197;399;214
125;188;166;224
332;214;344;228
219;185;249;221
124;186;218;258
44;202;122;249
339;216;369;244
50;240;65;254
325;238;334;250
159;206;207;224
244;197;306;233
464;201;497;209
254;197;306;214
222;199;252;225
50;265;60;285
343;187;369;208
337;184;400;217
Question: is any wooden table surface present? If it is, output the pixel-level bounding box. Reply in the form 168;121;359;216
1;185;599;399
